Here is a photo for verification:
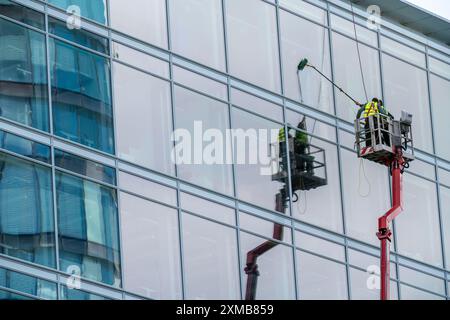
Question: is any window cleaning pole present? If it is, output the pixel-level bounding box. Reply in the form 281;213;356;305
377;146;405;300
297;58;363;106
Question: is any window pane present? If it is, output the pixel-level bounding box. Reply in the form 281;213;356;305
50;38;114;154
226;0;281;93
400;284;444;300
114;62;174;175
279;0;327;24
232;108;288;214
109;0;167;48
0;152;55;267
280;11;333;114
240;212;292;245
120;192;182;299
231;88;283;123
396;174;442;267
119;171;177;207
330;14;377;46
240;232;296;299
54;149;116;185
399;266;445;295
56;171;121;286
174;86;233;195
0;289;33;300
60;286;107;300
180;192;235;225
173;66;227;100
429;75;450;160
183;213;240;299
0;18;49;131
429;56;450;80
382;54;432;153
0;129;50;163
170;0;225;71
0;0;45;29
0;268;57;300
289;134;343;233
381;36;425;68
341;149;390;246
350;268;398;300
439;186;450;270
48;0;107;25
295;231;345;262
332;32;382;122
297;250;347;300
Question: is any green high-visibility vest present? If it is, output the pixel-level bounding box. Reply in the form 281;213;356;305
278;127;286;142
295;130;308;144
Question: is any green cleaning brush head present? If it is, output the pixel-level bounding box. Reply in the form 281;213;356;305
297;58;309;71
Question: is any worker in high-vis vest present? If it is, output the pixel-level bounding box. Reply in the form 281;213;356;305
356;98;393;147
295;118;314;174
278;127;291;174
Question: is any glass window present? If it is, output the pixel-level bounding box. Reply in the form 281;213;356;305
231;108;288;214
439;167;450;187
297;250;347;300
109;0;167;48
240;232;296;299
113;62;174;175
0;0;45;29
406;158;435;181
399;266;445;295
295;231;345;262
231;88;283;123
170;0;225;71
0;18;49;131
350;268;398;300
226;0;281;93
382;54;432;153
279;0;327;24
48;16;109;54
280;11;333;114
381;36;425;68
56;171;121;286
183;213;240;299
400;284;444;300
330;14;377;46
60;286;107;300
439;186;450;270
174;86;233;196
48;0;107;25
341;149;390;246
289;133;343;233
180;192;235;225
49;38;114;154
119;171;177;207
0;152;55;267
348;249;397;279
240;212;292;245
396;174;442;267
0;129;50;163
286;109;336;142
429;56;450;80
112;42;169;78
332;32;382;122
0;268;57;300
0;289;33;300
429;75;450;160
120;192;182;299
54;149;116;185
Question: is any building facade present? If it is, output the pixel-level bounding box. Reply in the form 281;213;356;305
0;0;449;300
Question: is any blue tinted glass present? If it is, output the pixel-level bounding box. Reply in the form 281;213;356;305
0;289;33;300
0;130;50;163
47;0;107;25
0;0;45;29
60;286;107;300
48;16;109;54
54;148;116;185
56;171;121;286
0;18;49;131
0;267;57;300
0;152;55;268
50;38;114;154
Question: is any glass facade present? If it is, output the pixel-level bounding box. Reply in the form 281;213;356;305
0;0;449;300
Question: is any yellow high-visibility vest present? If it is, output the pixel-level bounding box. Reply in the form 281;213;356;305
363;101;379;118
278;127;286;142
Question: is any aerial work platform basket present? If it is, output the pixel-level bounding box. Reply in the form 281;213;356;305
271;137;327;192
354;113;415;167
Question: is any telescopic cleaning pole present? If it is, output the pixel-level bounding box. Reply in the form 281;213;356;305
297;58;363;106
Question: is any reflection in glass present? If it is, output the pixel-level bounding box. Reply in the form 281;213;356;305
439;186;450;270
400;284;444;300
396;174;442;267
60;285;107;300
174;86;233;195
332;32;382;121
170;0;225;71
120;192;182;299
350;268;398;300
0;129;50;163
48;0;107;25
56;171;121;286
240;232;295;300
0;0;45;29
0;18;49;131
114;62;174;175
0;268;57;300
50;38;114;154
382;54;432;153
183;213;240;299
280;10;333;114
297;250;347;300
226;0;281;93
109;0;167;48
429;75;450;160
0;152;55;267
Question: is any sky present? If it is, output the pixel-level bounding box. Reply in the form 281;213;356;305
404;0;450;21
